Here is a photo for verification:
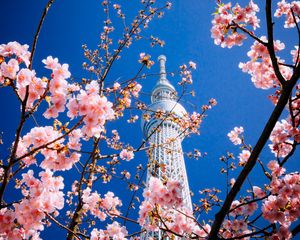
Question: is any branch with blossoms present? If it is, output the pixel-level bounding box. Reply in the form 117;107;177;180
2;0;300;239
208;0;300;239
0;1;205;239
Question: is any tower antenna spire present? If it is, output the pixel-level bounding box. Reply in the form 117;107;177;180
158;55;167;82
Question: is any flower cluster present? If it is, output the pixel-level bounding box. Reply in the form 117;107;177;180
230;199;258;217
261;161;300;239
219;193;261;238
211;1;260;48
43;56;73;118
66;80;115;138
138;177;183;227
138;177;211;237
0;42;47;109
291;46;300;63
142;177;183;209
119;149;134;161
274;0;300;28
15;126;81;171
113;81;142;114
90;221;128;240
238;149;251;166
178;111;203;134
139;53;154;68
162;209;211;238
0;170;64;239
221;219;251;239
0;41;31;67
228;126;244;145
82;188;122;221
269;119;299;158
239;37;292;90
178;62;195;85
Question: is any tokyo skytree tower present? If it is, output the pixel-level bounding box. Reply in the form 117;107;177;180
141;55;192;239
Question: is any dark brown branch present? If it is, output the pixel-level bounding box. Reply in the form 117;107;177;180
225;224;273;240
291;8;300;67
208;1;300;238
265;0;286;86
208;55;300;240
292;223;300;237
13;118;84;163
232;21;267;46
0;85;29;206
110;212;139;224
67;137;100;240
279;141;298;166
99;4;167;94
123;166;147;225
279;62;295;69
0;0;54;206
248;212;263;225
229;195;269;213
29;0;55;70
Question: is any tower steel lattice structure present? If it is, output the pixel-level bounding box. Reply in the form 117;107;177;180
141;55;192;239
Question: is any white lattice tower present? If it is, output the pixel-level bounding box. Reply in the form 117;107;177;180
141;55;192;239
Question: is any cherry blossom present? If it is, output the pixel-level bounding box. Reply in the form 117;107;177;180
189;61;196;69
0;170;64;239
15;126;83;171
238;149;250;166
252;186;266;198
227;126;244;145
139;53;154;68
260;162;300;237
119;149;134;161
42;56;59;70
291;46;300;63
239;37;291;90
211;1;260;48
0;41;31;66
65;80;115;138
1;58;19;79
269;119;299;158
90;221;128;240
274;0;300;28
82;188;122;221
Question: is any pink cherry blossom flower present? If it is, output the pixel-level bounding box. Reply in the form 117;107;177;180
53;63;71;79
119;149;134;161
1;58;19;79
274;0;300;28
16;68;34;88
189;61;196;69
238;149;251;166
253;186;265;198
211;1;259;48
227;126;244;145
42;56;59;70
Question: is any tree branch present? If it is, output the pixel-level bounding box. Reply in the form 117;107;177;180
265;0;286;86
29;0;55;70
292;223;300;237
46;212;88;239
208;57;300;240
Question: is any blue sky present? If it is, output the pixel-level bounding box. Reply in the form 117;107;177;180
1;0;299;238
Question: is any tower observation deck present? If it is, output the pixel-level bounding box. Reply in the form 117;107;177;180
141;55;192;239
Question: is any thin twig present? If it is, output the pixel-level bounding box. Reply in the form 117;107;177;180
46;212;88;239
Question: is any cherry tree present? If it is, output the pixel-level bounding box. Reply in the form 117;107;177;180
0;0;299;239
